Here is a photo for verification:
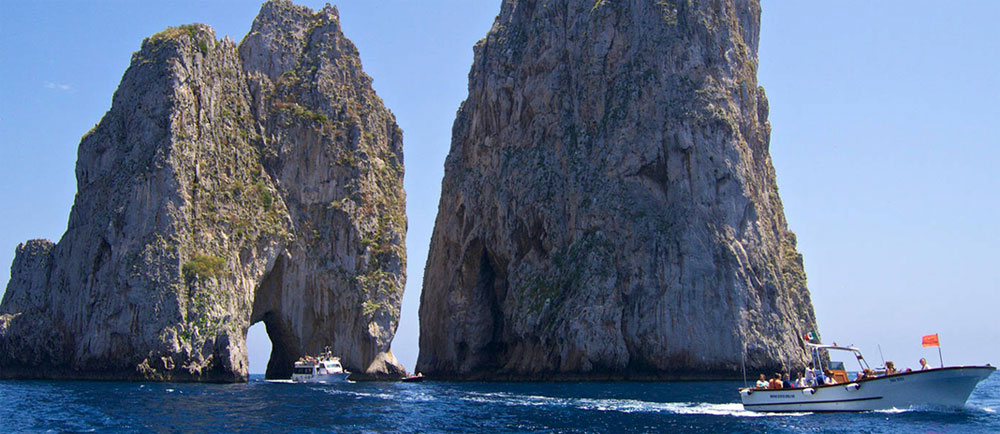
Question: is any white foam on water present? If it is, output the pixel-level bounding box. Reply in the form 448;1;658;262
459;391;809;417
261;382;435;403
399;391;437;403
873;404;990;414
871;408;909;414
963;403;996;414
316;388;394;400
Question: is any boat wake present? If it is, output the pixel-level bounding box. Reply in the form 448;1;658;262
959;403;997;414
301;386;809;416
870;408;909;414
460;392;809;417
870;403;998;414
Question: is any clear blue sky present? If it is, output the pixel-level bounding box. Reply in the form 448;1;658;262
1;1;997;375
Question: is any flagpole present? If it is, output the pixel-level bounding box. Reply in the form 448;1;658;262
938;337;944;368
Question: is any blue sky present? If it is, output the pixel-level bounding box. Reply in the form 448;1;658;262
1;1;997;375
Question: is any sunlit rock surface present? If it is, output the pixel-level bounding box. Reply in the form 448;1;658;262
418;0;818;380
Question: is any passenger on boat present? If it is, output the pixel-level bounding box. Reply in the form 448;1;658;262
804;363;817;386
920;358;930;370
815;369;826;385
768;373;783;389
756;374;769;389
823;370;837;385
886;361;897;375
782;373;793;389
792;372;806;388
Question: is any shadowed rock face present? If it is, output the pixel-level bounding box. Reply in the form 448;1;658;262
0;0;406;382
418;0;818;380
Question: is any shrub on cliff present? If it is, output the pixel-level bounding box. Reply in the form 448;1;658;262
182;254;225;283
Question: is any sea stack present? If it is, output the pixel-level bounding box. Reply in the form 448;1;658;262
418;0;818;380
0;0;406;381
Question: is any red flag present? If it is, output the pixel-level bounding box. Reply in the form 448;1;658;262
922;334;939;347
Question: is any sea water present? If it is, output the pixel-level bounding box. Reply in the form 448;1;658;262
1;372;997;433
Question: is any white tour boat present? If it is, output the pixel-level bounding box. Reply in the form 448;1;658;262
740;342;995;412
291;351;351;384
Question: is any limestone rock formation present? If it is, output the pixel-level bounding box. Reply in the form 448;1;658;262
419;0;818;380
0;0;406;382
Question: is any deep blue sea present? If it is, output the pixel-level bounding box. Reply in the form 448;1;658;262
1;372;997;433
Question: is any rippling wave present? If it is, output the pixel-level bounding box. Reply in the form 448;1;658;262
458;390;811;417
0;372;996;433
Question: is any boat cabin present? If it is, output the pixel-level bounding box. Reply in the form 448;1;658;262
293;358;344;375
826;361;850;383
320;359;344;374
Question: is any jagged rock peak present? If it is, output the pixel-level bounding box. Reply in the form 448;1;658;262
418;0;818;380
1;1;406;382
240;1;347;80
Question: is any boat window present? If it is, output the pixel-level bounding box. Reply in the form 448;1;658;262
294;367;313;375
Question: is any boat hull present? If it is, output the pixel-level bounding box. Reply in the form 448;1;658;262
741;366;995;412
291;372;351;384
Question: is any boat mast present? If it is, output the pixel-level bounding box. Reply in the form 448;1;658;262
741;343;747;388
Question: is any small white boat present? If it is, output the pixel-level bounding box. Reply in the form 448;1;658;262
740;342;995;412
291;351;351;384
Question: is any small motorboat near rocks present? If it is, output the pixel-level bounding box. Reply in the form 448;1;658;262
401;373;425;383
292;349;351;384
740;341;995;412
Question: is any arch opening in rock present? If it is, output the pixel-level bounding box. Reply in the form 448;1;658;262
257;311;300;379
246;322;271;376
247;253;301;379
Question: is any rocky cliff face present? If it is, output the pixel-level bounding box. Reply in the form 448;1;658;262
0;0;406;382
419;0;818;380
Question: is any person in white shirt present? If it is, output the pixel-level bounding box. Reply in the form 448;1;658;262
803;362;817;386
755;373;769;389
919;357;931;370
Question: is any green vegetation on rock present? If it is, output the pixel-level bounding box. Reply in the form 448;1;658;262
182;254;225;283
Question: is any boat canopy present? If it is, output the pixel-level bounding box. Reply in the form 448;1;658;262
804;342;862;353
805;341;872;373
